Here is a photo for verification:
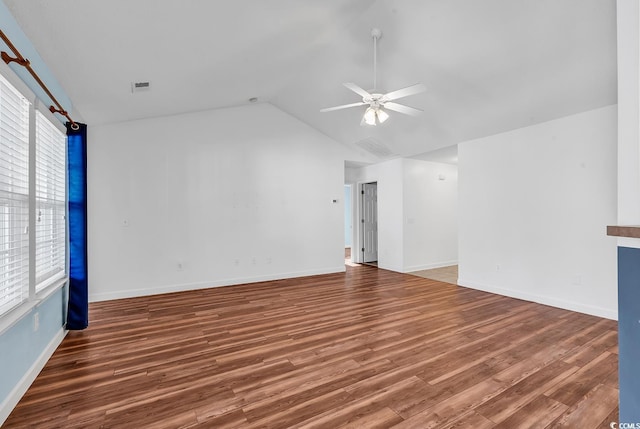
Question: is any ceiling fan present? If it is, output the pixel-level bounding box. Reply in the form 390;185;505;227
321;28;426;126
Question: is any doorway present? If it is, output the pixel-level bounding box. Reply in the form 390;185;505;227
361;182;378;264
344;184;352;263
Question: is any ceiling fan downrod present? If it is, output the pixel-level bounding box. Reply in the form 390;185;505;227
371;28;382;91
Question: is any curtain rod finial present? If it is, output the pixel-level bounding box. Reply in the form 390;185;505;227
49;105;68;116
1;51;29;67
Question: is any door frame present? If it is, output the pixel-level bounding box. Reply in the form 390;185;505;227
354;181;378;265
344;184;353;262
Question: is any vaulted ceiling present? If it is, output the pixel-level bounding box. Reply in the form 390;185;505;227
3;0;617;161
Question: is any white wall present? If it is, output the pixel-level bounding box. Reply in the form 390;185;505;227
348;158;458;273
458;105;618;319
88;103;362;301
403;159;458;272
617;0;640;247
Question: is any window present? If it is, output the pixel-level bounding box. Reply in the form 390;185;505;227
0;71;67;317
35;110;66;291
0;73;30;315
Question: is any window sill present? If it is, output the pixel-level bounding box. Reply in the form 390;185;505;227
0;277;68;336
37;275;68;300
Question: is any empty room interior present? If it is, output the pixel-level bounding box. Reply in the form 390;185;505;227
1;0;640;427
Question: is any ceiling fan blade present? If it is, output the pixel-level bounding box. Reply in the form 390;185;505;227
382;83;426;101
383;102;423;116
320;101;367;113
343;83;372;99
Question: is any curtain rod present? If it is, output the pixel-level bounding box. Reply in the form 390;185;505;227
0;29;78;130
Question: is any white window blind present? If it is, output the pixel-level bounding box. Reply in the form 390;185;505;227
0;73;30;315
35;110;66;291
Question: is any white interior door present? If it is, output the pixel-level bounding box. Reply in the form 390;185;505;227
362;182;378;263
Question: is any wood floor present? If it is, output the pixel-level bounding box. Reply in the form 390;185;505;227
5;264;618;428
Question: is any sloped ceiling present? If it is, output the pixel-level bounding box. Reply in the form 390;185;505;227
3;0;616;160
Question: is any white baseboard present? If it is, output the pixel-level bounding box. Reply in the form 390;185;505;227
89;266;347;302
457;278;618;321
404;260;458;273
0;328;67;426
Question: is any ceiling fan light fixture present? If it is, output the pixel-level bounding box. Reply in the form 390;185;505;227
364;107;377;125
377;108;389;124
363;107;389;126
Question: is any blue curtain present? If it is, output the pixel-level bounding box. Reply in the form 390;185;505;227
66;122;88;330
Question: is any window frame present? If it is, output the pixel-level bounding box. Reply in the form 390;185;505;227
34;109;67;292
0;61;68;335
0;70;31;317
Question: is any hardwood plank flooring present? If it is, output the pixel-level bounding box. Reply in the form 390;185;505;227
4;264;618;428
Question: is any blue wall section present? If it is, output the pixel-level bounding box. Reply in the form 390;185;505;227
344;185;352;247
618;246;640;422
0;285;67;406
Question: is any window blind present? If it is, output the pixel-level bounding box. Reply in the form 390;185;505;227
0;73;30;315
35;110;66;291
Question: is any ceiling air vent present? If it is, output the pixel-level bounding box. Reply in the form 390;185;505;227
355;138;398;159
131;81;151;93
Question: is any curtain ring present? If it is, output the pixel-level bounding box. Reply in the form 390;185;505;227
71;122;80;131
